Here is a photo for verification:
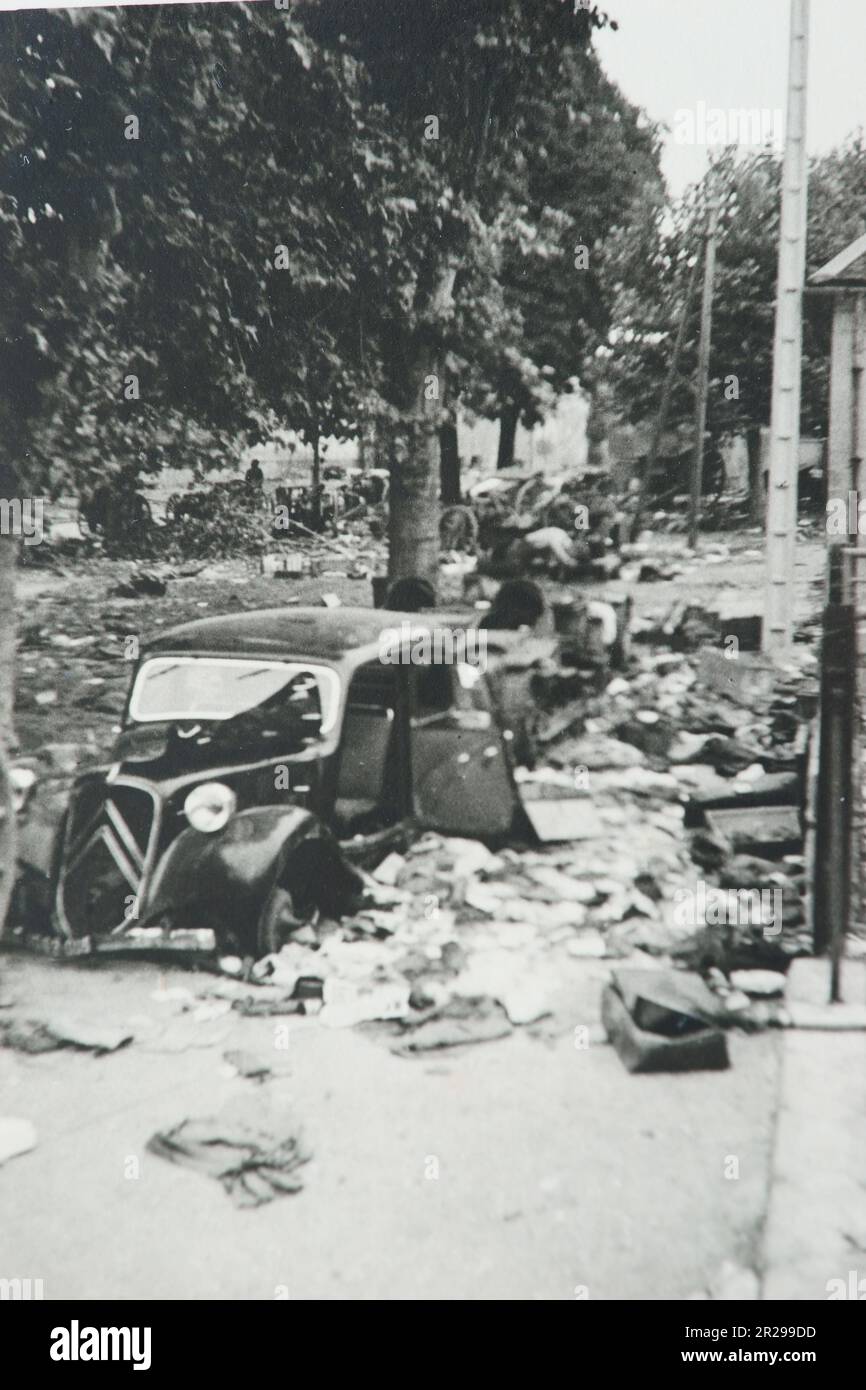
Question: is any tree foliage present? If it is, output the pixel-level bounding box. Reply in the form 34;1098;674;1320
599;134;866;459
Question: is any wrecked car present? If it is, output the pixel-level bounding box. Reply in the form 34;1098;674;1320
10;606;552;959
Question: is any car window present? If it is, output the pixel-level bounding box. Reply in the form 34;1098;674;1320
129;657;340;734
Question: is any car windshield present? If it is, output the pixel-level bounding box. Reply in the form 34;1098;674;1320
128;657;340;736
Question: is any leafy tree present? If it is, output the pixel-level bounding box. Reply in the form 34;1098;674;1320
0;2;386;920
489;45;664;468
0;0;667;928
599;134;866;519
0;7;130;925
305;0;609;580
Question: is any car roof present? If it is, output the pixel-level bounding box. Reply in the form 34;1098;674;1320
142;605;477;663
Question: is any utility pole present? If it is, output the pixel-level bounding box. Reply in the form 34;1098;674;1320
688;184;720;550
763;0;811;654
636;252;701;528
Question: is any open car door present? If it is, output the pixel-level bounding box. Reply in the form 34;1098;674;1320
409;661;519;837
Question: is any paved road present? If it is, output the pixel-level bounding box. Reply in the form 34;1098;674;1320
1;953;778;1301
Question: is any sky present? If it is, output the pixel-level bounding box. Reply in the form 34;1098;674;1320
595;0;866;196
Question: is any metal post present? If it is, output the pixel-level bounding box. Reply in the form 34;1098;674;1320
827;294;855;504
813;545;854;999
688;189;720;550
763;0;811;654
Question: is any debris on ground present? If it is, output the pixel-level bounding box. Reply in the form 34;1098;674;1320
6;532;822;1075
728;969;787;998
147;1105;310;1206
389;996;513;1055
222;1050;274;1082
0;1016;133;1055
109;569;168;599
602;968;730;1073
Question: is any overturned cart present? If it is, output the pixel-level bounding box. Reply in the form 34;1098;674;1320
10;605;608;960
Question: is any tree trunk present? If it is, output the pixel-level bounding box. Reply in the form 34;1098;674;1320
388;368;441;587
439;417;460;504
746;425;764;526
387;264;458;590
357;410;366;472
497;401;519;470
311;430;321;528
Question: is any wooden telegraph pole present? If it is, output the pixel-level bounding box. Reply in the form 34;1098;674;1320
763;0;811;654
688;184;721;550
635;252;701;528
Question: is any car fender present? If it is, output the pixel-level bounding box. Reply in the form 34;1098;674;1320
142;805;360;939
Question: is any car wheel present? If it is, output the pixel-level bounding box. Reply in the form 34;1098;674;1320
256;885;305;959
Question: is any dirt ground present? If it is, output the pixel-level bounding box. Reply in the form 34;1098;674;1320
0;529;826;1300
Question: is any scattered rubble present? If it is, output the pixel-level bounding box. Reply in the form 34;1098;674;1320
222;1050;274;1082
110;569;168;599
602;968;730;1073
728;969;787;998
4;539;823;1086
0;1015;133;1055
147;1105;310;1206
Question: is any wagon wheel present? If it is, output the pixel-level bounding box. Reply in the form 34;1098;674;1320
164;492;185;523
439;504;479;553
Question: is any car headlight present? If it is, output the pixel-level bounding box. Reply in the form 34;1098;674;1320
184;782;236;833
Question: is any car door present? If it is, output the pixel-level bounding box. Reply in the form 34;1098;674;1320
409;660;518;837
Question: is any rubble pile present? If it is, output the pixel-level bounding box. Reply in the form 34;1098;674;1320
5;543;825;1082
216;620;818;1056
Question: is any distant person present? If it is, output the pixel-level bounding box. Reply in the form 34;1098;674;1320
244;458;264;491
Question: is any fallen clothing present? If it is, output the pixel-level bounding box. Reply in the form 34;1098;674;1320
390;995;512;1056
0;1016;133;1055
147;1113;310;1206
